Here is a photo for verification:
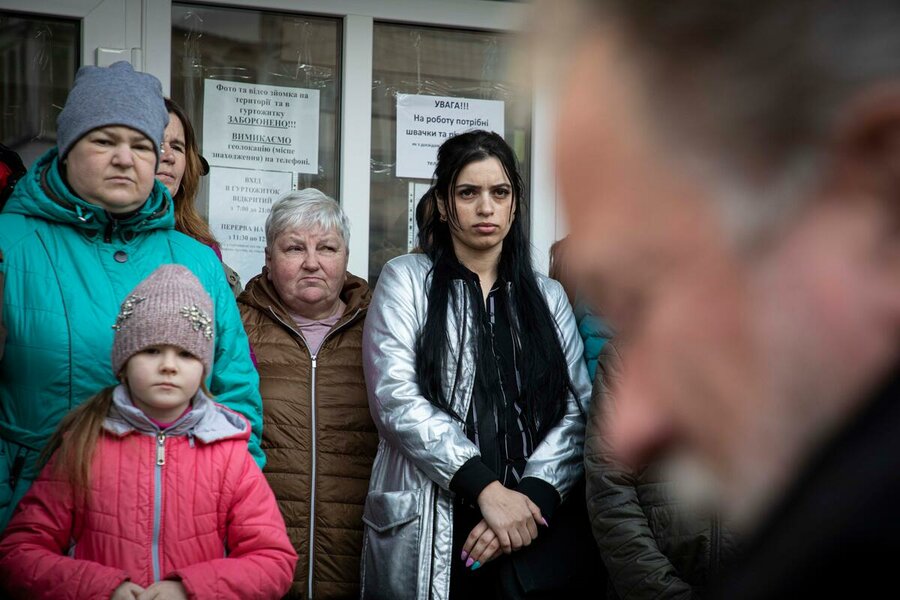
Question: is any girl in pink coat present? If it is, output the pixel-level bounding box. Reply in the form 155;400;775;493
0;265;296;600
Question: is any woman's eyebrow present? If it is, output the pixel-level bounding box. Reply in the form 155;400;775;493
455;182;510;188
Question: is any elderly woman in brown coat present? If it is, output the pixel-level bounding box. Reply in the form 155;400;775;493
238;188;376;599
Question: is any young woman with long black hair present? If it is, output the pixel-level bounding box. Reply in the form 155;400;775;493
361;130;594;599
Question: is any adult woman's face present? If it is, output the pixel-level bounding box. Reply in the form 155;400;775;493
266;225;349;320
441;156;516;266
156;112;186;197
65;126;157;213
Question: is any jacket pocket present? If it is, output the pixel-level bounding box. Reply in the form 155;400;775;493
646;502;710;585
361;488;424;599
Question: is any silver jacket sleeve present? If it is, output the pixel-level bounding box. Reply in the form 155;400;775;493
362;256;480;491
522;276;591;501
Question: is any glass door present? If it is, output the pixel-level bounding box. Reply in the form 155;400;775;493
0;0;154;168
170;2;342;285
0;11;80;167
368;22;532;283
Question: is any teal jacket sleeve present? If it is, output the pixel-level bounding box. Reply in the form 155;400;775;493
208;269;265;468
0;267;5;360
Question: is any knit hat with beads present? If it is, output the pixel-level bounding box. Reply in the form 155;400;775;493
111;264;215;376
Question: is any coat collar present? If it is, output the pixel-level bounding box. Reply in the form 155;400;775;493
104;384;249;444
3;148;175;237
239;266;371;329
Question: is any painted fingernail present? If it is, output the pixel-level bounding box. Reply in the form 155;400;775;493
466;557;474;568
471;561;481;571
541;517;549;527
461;550;468;561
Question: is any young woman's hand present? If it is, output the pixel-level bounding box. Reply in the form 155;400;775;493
461;519;503;569
111;581;144;599
476;481;544;553
136;581;188;600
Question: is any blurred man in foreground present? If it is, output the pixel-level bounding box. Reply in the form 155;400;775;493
553;1;900;597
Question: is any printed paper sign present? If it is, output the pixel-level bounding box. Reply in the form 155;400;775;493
203;79;320;174
207;167;294;286
396;94;505;179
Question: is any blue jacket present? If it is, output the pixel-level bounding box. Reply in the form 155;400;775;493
574;301;613;382
0;149;264;531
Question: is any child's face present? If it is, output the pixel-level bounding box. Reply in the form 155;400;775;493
125;344;204;422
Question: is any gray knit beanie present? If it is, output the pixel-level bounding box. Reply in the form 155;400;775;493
57;61;169;161
111;265;215;377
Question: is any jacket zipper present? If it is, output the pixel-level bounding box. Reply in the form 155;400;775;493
103;215;119;243
710;513;721;582
266;307;362;600
308;354;318;600
152;432;166;582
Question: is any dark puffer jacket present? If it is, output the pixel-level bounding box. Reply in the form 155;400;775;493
239;269;377;599
585;342;736;599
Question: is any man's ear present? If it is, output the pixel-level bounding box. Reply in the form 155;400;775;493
828;84;900;315
830;84;900;210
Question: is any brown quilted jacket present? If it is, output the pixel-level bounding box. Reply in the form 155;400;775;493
238;269;377;599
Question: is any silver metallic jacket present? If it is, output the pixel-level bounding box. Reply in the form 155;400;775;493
360;254;592;600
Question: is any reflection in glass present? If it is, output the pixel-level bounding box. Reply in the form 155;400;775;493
0;12;79;167
369;22;532;283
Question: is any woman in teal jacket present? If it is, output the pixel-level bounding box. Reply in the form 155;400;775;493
0;61;263;532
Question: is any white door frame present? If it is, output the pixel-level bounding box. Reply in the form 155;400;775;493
0;0;148;70
0;0;559;276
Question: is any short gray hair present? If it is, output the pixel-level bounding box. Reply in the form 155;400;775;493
582;0;900;241
265;188;350;249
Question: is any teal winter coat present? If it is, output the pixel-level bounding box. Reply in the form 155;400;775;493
574;301;613;382
0;149;264;531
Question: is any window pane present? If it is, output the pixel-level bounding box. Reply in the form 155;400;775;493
0;12;79;167
369;22;531;283
171;3;341;284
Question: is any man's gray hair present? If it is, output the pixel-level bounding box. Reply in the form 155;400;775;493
265;188;350;249
588;0;900;240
